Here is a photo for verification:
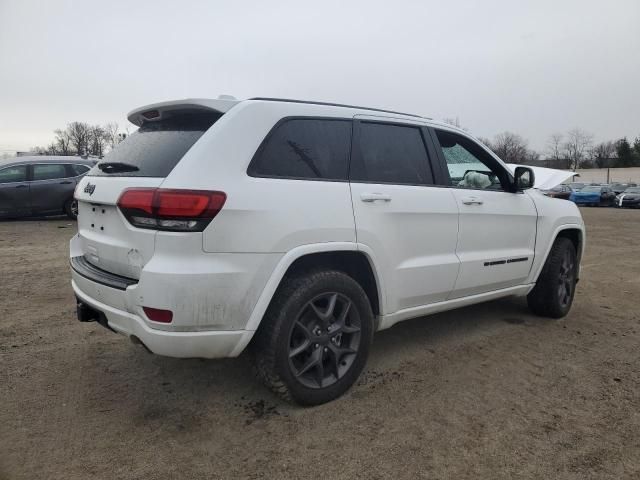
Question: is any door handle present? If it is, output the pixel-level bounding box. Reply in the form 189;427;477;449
14;184;27;189
461;196;483;205
360;193;392;203
59;181;73;184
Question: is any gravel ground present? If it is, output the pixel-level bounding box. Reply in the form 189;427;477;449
1;207;639;479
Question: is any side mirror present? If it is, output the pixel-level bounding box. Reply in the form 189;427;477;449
514;166;535;191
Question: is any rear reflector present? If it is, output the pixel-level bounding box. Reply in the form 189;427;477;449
143;307;173;323
117;188;226;232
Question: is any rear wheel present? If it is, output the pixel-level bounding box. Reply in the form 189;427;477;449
251;269;374;405
64;198;78;220
527;237;577;318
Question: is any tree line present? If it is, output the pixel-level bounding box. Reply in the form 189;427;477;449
31;122;126;157
444;118;640;170
29;118;640;171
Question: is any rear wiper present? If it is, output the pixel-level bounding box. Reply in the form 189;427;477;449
97;162;140;173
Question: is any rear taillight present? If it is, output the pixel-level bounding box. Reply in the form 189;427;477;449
117;188;226;232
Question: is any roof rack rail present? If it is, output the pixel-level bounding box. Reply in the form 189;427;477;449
249;97;429;119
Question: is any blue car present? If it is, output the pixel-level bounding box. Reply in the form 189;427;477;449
569;185;616;207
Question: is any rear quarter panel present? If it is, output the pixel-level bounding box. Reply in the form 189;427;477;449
162;101;357;253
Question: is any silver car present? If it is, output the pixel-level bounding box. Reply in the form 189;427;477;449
0;156;96;219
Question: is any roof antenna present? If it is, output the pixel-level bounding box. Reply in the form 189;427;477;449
217;94;237;100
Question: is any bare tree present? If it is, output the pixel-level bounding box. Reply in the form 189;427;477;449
477;137;493;149
491;132;529;163
53;128;73;155
563;128;593;170
443;117;461;128
103;122;122;151
545;133;566;168
443;117;468;131
67;122;91;156
88;125;107;157
591;141;616;168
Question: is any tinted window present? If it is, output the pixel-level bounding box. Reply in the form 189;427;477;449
91;112;220;177
434;129;509;190
351;122;433;184
70;164;90;176
33;164;67;181
250;119;352;180
0;165;27;183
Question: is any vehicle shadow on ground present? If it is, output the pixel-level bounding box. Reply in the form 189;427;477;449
0;215;72;222
81;295;539;426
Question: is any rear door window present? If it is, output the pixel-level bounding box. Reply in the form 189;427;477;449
249;118;352;180
69;164;90;176
0;165;28;183
91;112;221;177
32;164;68;181
350;122;434;185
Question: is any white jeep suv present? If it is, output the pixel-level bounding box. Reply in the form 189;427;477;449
70;97;585;405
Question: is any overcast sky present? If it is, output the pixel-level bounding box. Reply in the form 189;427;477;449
1;0;639;155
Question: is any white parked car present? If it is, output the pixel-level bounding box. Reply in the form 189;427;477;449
70;97;585;405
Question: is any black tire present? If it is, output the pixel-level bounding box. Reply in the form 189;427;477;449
527;237;577;318
250;269;374;406
64;198;78;220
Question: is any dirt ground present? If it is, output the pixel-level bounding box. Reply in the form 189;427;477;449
1;208;639;479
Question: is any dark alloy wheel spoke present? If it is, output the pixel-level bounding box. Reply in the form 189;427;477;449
288;292;362;389
296;348;322;377
289;340;311;359
310;293;338;326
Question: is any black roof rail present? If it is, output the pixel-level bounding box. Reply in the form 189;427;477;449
249;97;430;119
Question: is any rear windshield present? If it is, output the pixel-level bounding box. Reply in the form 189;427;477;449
89;111;220;177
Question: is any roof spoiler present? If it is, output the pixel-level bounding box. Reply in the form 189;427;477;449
127;97;240;126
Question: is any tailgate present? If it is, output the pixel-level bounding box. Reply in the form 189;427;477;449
74;176;163;279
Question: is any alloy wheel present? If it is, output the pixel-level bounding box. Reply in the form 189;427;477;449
287;292;361;389
557;249;575;308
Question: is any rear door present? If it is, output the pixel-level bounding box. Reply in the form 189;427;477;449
29;163;75;215
74;110;221;279
0;164;30;217
430;127;537;298
349;116;460;314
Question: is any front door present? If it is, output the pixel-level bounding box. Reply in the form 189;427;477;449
430;128;537;298
0;164;30;217
349;117;460;314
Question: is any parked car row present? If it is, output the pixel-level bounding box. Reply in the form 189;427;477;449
0;156;96;219
543;182;639;208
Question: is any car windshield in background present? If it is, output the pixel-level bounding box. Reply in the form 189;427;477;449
624;187;640;194
581;186;602;193
90;112;221;177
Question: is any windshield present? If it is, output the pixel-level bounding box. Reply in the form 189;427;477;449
624;187;640;194
89;111;221;177
581;186;602;193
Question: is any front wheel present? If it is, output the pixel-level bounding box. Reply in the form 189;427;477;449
250;270;374;405
527;237;577;318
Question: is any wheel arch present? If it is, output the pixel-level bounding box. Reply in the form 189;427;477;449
530;224;585;284
242;243;384;335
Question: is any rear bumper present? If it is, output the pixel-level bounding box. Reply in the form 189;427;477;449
72;278;253;358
